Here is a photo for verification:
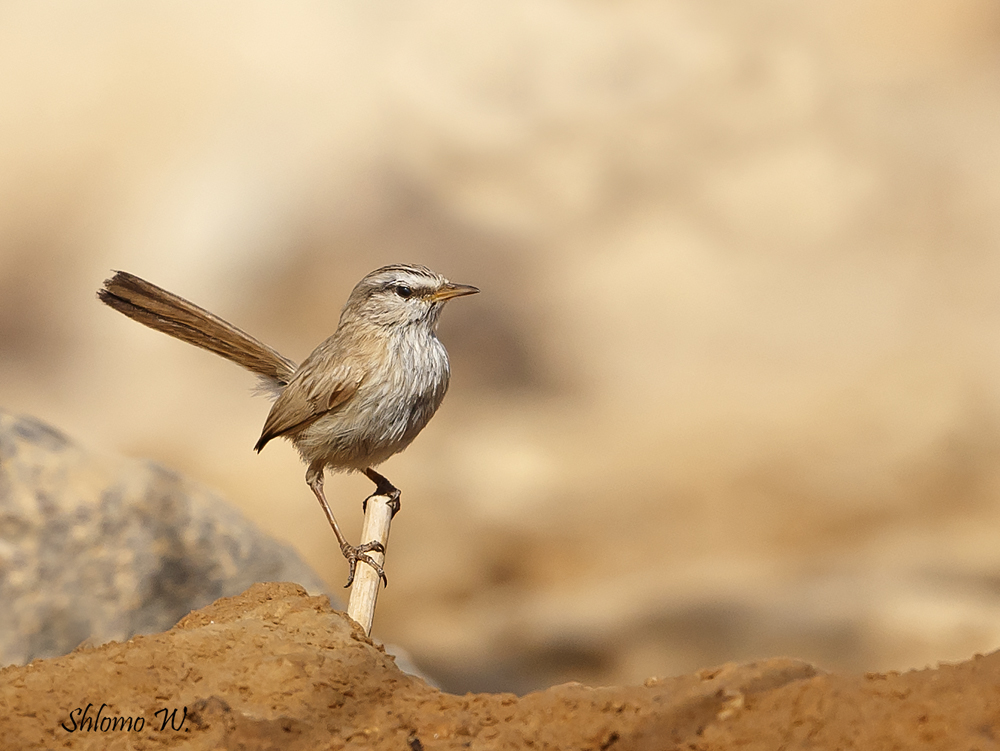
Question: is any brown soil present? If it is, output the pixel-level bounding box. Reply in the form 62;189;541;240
1;583;997;750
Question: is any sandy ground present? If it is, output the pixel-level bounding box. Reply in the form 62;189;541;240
3;583;999;751
3;1;1000;694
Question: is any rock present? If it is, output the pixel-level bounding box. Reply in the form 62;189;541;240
2;581;995;750
0;409;330;666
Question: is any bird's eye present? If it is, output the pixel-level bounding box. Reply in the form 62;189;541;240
395;284;413;299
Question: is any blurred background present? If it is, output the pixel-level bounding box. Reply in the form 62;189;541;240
3;0;1000;694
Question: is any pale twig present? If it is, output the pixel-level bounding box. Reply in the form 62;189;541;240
346;493;393;635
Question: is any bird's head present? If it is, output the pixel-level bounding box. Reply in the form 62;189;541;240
341;264;479;329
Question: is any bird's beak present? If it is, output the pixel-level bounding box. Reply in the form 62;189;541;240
431;282;480;302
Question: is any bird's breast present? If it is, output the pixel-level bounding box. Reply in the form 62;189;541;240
361;328;450;436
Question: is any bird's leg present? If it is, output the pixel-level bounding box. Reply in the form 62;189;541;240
363;468;401;518
306;463;386;588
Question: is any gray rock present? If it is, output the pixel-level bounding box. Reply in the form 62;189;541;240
0;408;331;666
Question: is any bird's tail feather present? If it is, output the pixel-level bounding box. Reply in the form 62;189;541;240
98;271;297;389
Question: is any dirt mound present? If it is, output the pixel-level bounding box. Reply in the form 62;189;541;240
1;582;996;750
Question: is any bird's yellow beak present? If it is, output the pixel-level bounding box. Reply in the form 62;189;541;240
431;283;480;302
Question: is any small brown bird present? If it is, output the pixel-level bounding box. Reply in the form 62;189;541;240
98;264;479;586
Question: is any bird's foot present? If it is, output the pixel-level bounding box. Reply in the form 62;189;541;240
362;486;401;517
341;540;387;588
362;468;402;518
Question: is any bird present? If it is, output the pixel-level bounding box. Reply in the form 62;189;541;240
98;264;479;586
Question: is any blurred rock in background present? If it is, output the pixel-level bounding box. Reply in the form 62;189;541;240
2;0;1000;693
0;408;329;666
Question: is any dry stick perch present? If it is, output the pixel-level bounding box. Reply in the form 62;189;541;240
346;492;394;635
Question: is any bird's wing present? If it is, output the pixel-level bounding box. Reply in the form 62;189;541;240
254;361;362;452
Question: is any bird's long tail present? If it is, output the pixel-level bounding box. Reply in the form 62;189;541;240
98;271;297;390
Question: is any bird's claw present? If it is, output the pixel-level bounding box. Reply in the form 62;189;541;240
341;540;387;588
362;469;402;517
362;488;402;518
